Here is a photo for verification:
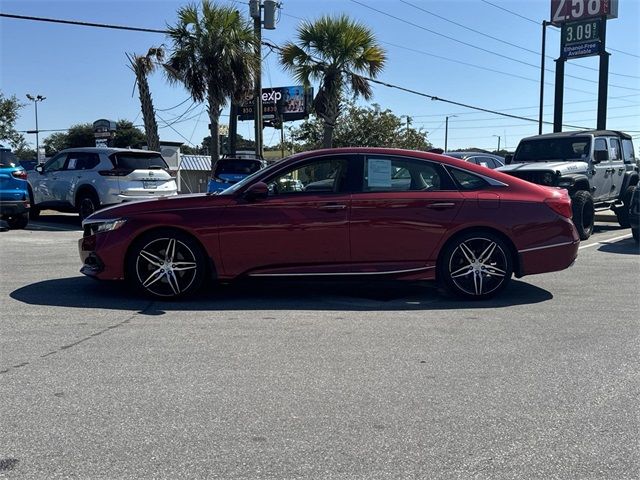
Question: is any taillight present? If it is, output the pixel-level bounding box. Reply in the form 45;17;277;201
545;197;572;219
11;170;28;180
98;169;134;176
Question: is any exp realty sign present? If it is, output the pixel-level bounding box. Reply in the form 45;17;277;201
238;86;313;122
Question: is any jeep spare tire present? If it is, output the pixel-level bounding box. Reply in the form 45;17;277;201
572;190;594;240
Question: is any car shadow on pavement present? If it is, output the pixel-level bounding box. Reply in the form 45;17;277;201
597;237;639;255
26;214;82;232
11;276;553;313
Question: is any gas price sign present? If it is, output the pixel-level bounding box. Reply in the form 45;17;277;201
561;18;603;59
551;0;618;25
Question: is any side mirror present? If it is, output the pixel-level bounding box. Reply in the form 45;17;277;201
593;149;608;164
35;164;44;174
244;181;269;201
504;154;513;165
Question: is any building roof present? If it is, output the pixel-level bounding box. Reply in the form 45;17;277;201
180;155;211;171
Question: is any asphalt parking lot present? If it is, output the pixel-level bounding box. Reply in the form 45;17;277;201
1;212;638;479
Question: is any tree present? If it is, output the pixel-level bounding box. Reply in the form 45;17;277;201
43;132;69;156
166;1;258;173
0;92;26;150
113;120;146;148
280;15;386;148
66;123;95;149
126;47;164;152
290;103;431;151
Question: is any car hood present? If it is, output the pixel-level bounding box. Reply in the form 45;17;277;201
85;193;234;220
498;161;587;174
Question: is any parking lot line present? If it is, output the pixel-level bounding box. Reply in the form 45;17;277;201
578;233;632;250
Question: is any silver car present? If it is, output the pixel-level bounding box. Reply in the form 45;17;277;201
28;148;178;220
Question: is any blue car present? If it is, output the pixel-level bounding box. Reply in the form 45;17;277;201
0;148;30;229
207;157;266;193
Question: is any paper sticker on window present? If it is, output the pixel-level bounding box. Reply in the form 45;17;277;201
67;158;77;169
367;159;392;187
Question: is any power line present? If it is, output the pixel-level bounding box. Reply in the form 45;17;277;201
156;97;191;112
0;12;167;33
480;0;640;59
351;0;640;91
401;0;638;80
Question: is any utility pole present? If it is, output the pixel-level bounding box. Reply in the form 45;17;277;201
493;135;501;152
444;115;456;152
26;94;45;162
249;0;277;159
538;20;550;135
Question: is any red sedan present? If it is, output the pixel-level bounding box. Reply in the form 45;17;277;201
79;148;579;299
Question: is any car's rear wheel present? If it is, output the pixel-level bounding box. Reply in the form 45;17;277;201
571;190;594;240
127;231;206;298
78;192;99;221
439;231;513;300
5;213;29;229
614;186;635;228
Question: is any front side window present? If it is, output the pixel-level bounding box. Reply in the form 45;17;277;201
44;154;67;172
65;152;100;170
266;158;347;195
363;156;444;192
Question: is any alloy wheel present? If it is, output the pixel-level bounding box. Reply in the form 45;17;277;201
447;237;509;297
135;237;199;297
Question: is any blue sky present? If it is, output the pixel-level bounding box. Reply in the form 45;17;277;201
1;0;639;152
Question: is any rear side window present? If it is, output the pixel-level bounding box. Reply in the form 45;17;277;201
609;138;621;161
363;156;448;192
0;150;19;167
448;168;490;190
622;139;636;164
112;153;168;170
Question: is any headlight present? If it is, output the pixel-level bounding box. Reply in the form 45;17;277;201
542;172;556;185
558;177;575;187
83;218;127;236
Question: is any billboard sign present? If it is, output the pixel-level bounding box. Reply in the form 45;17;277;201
561;18;603;59
551;0;618;26
238;86;313;122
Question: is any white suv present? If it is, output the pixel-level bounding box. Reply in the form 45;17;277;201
28;148;178;220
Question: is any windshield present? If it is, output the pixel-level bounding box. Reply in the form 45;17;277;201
514;137;591;162
111;152;168;170
214;159;262;176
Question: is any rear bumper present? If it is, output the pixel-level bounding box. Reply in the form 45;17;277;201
0;200;29;216
518;239;580;276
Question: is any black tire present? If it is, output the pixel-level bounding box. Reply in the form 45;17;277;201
615;186;635;228
29;206;40;220
571;190;594;241
126;230;206;298
77;191;100;221
6;213;29;229
438;231;513;300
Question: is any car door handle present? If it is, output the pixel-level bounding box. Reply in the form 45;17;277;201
426;202;456;209
319;203;347;211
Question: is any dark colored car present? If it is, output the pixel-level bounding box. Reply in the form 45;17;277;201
207;158;266;193
0;149;30;229
80;148;579;300
630;186;639;244
444;151;505;169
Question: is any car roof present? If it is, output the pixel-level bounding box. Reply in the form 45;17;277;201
59;147;162;154
520;130;632;141
444;151;504;159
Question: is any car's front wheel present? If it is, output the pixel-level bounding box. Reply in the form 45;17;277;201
127;230;206;298
438;231;513;300
571;190;594;240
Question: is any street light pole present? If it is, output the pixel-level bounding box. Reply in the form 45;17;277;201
444;115;456;152
493;135;501;152
26;94;46;161
538;20;550;135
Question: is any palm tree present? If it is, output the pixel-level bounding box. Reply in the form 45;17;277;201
166;1;257;172
280;15;386;148
126;46;164;152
